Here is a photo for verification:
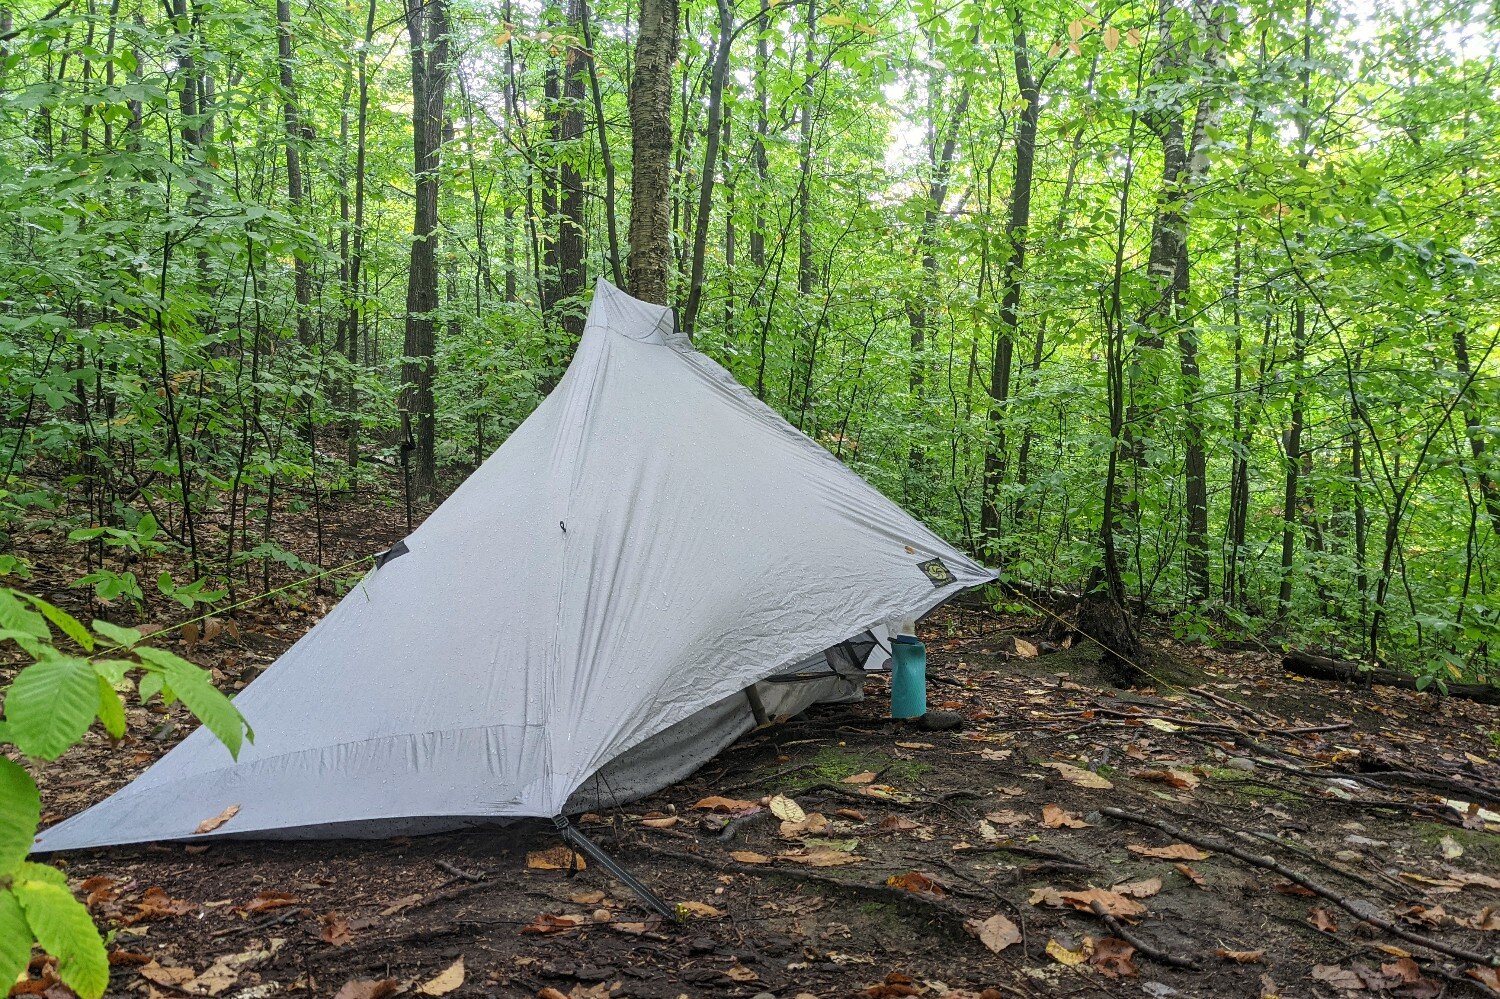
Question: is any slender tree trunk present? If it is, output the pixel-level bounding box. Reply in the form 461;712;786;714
681;0;732;337
557;0;587;338
580;0;623;286
626;0;680;304
276;0;312;346
402;0;450;497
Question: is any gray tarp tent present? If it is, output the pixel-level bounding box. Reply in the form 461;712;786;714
35;280;994;855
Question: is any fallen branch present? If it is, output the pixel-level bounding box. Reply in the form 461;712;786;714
1100;807;1498;967
435;859;485;882
1087;901;1200;970
1282;651;1500;706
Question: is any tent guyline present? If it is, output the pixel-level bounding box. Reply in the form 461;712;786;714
34;280;995;914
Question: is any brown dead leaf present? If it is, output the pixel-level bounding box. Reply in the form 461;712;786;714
779;813;830;838
1058;888;1146;919
984;809;1030;827
842;771;878;785
520;914;582;935
1311;964;1364;990
333;980;400;999
1474;906;1500;931
78;876;119;911
1135;768;1200;790
780;848;863;867
724;963;759;982
1128;842;1208;860
690;795;760;814
1217;949;1265;964
878;816;921;832
768;794;805;822
1174;862;1208;887
1400;903;1449;927
239;890;298;914
1090;937;1138;978
138;962;197;988
107;950;151;967
640;815;679;829
1111;878;1162;899
965;914;1021;954
895;741;933;750
194;804;240;835
730;850;771;865
526;847;587;871
1308;906;1339;933
1041;804;1089;829
1467;966;1500;992
417;956;464;996
1042;761;1113;789
1013;637;1039;658
320;911;354;946
126;887;196;924
860;971;921;998
676;901;724;918
835;808;867;822
1272;881;1316;897
538;989;570;999
1028;886;1066;907
886;871;945;897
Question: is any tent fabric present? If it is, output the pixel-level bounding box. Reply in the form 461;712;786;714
34;280;995;852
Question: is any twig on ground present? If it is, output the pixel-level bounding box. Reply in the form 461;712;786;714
435;859;485;882
1086;900;1200;969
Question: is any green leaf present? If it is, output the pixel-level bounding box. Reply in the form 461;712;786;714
0;757;40;871
89;620;141;649
137;670;163;705
4;655;99;759
13;879;110;998
92;659;136;685
22;595;93;652
15;861;66;887
135;648;249;758
0;589;49;642
96;675;125;740
0;890;30;995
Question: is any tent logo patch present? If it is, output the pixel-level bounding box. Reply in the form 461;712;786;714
917;557;954;587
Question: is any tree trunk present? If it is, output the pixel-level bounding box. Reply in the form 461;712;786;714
626;0;679;305
681;0;732;338
276;0;312;346
557;0;587;338
402;0;449;498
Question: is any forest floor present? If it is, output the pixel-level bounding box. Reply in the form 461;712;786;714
9;488;1500;999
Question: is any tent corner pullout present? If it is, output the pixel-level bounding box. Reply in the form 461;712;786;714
33;279;996;916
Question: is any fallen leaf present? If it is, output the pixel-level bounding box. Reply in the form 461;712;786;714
640;815;679;829
380;893;423;916
1311;964;1364;990
1135;768;1200;790
1090;937;1138;978
417;956;464;996
1042;761;1113;789
780;813;830;838
333;981;400;999
1467;966;1500;992
195;804;240;835
781;848;863;867
895;742;933;750
126;887;196;924
1308;907;1339;933
691;795;760;814
139;962;197;988
730;850;771;865
1439;834;1464;860
724;963;759;982
526;847;587;871
769;794;805;822
320;911;353;946
569;890;607;905
520;914;581;935
886;872;945;897
1111;878;1162;899
239;890;298;914
1028;886;1066;907
1174;862;1208;887
1217;949;1265;964
835;808;867;822
1058;888;1146;919
843;771;878;785
985;809;1030;827
965;914;1020;954
1045;937;1092;966
1474;906;1500;931
1013;637;1039;658
676;901;724;918
1041;804;1089;829
1128;842;1208;860
860;971;921;998
878;816;921;833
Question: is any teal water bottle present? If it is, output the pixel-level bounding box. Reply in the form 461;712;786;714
890;634;927;719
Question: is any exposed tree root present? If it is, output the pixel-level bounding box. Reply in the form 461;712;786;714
1087;900;1200;970
1100;807;1498;967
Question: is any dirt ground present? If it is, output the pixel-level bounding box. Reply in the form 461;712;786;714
9;492;1500;999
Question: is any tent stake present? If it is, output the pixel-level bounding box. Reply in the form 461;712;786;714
552;816;679;923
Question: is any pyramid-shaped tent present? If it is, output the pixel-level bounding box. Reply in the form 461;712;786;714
36;280;994;851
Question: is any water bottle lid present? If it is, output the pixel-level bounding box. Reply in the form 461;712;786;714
892;634;921;645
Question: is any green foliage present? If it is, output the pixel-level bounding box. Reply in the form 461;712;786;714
0;589;251;997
